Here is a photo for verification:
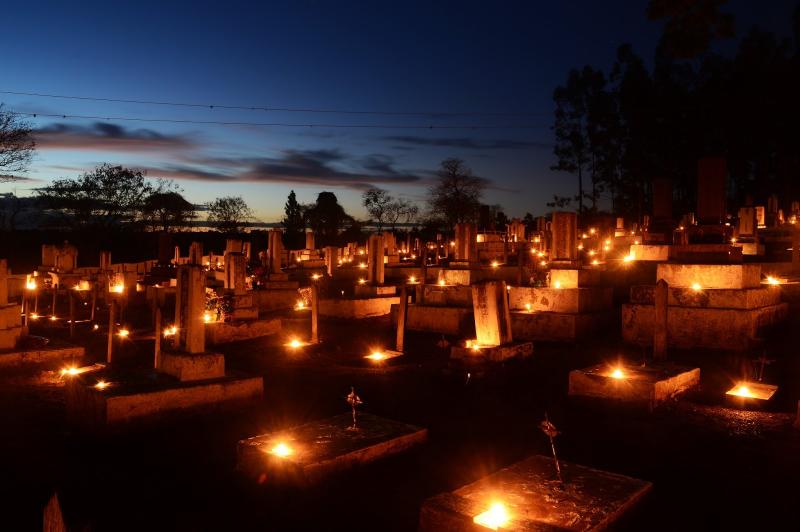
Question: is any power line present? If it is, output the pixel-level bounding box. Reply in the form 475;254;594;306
9;110;550;130
0;89;552;118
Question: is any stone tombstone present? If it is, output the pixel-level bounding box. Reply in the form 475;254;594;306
325;246;338;277
157;233;173;264
99;251;112;271
755;206;766;227
367;234;385;285
54;243;78;273
175;264;206;354
652;178;673;221
737;207;757;238
767;194;778;214
226;238;243;254
696;157;727;225
305;231;315;250
550;212;578;262
535;217;547;233
454;223;478;262
224;252;247;295
173;246;181;264
41;245;57;269
0;259;7;305
268;229;283;274
507;218;525;243
189;242;203;265
382;231;397;255
242;241;252;262
472;280;512;347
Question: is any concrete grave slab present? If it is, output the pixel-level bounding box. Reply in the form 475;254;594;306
569;363;700;407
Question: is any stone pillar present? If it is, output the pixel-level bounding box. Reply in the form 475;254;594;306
696;157;727;225
173;246;181;264
325;246;338;277
454;223;478;262
99;251;112;271
224;252;247;295
550;212;578;262
175;264;206;354
305;231;315;250
311;283;319;344
471;281;512;347
157;233;173;264
268;229;283;274
396;285;408;352
188;242;203;265
654;279;668;360
243;241;252;262
368;234;385;285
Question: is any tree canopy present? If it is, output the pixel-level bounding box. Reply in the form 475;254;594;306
428;158;486;227
0;105;35;180
207;196;253;234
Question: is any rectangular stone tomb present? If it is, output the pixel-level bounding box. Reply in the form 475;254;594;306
65;370;263;429
419;454;652;531
319;296;399;319
354;284;397;297
725;382;778;402
0;344;85;369
205;316;282;345
237;412;427;485
656;263;761;289
392;304;474;336
450;341;533;362
569;364;700;406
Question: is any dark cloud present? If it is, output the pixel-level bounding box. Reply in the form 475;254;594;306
143;149;423;190
384;136;552;150
34;122;196;152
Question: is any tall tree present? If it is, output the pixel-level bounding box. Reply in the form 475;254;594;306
141;188;196;232
647;0;735;59
428;158;486;227
37;164;156;229
0;105;35;181
362;187;392;231
281;190;304;248
303;191;353;245
207;196;252;234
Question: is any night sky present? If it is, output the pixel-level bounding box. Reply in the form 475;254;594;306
0;0;794;221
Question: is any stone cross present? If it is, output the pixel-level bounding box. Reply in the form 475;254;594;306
471;280;512;347
367;234;385;285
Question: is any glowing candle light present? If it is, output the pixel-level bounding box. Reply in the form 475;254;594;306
691;283;702;291
110;282;125;294
117;328;130;338
408;275;417;284
524;303;532;312
25;279;37;290
358;263;367;269
295;300;306;310
49;315;57;321
366;351;386;361
203;311;213;323
623;253;635;263
60;366;80;377
591;259;599;266
30;313;39;320
163;325;177;337
729;384;753;398
491;261;499;268
438;279;445;286
95;380;109;390
610;368;625;379
766;276;781;286
358;278;366;285
473;502;510;530
311;273;321;280
270;442;293;457
287;338;303;349
553;281;561;289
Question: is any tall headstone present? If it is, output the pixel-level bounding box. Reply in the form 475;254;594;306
268;229;283;274
550;212;578;263
737;207;757;238
755;206;766;227
55;243;78;273
175;264;205;354
367;234;385;285
99;251;112;271
325;246;338;277
189;242;203;266
454;223;478;262
305;231;315;250
507;219;525;243
173;246;181;264
696;157;727;225
472;281;512;347
226;238;243;254
224;252;247;295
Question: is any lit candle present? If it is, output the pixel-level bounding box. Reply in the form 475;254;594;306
270;442;293;457
610;368;625;379
473;502;510;530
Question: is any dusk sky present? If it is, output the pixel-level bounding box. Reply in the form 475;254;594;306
0;0;794;221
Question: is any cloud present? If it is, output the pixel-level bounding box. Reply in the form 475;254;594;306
142;149;423;190
384;135;552;150
34;122;197;152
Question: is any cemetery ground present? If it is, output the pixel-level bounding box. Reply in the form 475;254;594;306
2;312;799;531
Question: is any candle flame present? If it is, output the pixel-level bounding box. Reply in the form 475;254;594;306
366;351;386;361
766;276;781;286
117;328;130;338
610;368;625;379
729;384;754;398
691;283;702;291
163;325;177;337
270;442;292;457
95;380;109;390
474;502;510;530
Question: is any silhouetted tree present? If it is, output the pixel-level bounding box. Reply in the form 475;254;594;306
207;196;252;234
0;105;35;180
281;190;304;248
362;187;392;231
141;188;196;232
647;0;735;59
303;191;353;245
428;158;486;227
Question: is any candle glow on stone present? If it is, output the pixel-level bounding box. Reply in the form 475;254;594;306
117;328;130;338
473;502;510;530
163;325;178;337
610;368;625;379
366;351;386;361
691;283;702;291
729;384;754;398
95;380;109;390
765;276;781;286
270;442;293;457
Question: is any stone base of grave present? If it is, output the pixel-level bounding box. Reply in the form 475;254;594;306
421;284;473;306
65;370;263;429
724;382;778;408
511;311;611;342
392;304;474;336
657;263;760;289
549;268;603;288
205;317;282;345
160;351;225;382
569;363;700;406
509;286;612;313
734;242;764;256
261;280;300;290
630;244;670;261
450;341;533;362
354;284;397;297
622;302;788;351
237;412;427;485
253;289;302;312
442;268;484;286
419;454;651;532
0;343;84;369
0;303;23;350
319;296;400;318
